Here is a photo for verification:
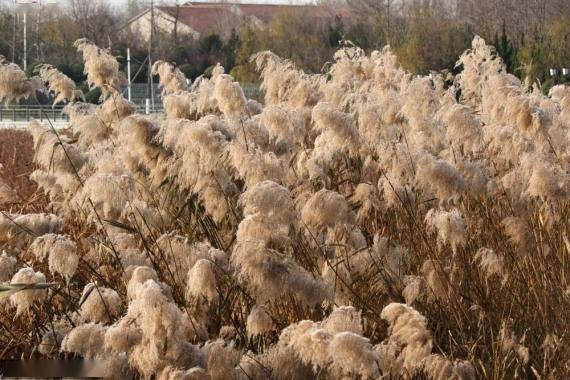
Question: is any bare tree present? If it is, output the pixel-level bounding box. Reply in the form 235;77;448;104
68;0;119;46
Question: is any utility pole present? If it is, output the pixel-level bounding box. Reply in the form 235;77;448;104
12;6;17;62
147;0;155;112
36;6;40;60
23;11;27;71
127;48;132;101
15;0;56;70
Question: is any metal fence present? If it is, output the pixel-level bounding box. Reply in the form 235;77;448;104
0;83;262;123
0;105;69;123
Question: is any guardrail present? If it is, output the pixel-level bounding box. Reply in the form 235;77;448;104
0;84;262;123
0;104;165;123
0;105;69;123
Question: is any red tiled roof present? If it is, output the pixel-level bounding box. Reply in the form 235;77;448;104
156;6;238;34
155;2;351;35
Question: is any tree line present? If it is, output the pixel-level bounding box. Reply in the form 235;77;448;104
0;0;568;102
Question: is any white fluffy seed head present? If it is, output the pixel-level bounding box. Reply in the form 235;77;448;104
422;354;476;380
79;283;122;324
381;303;433;373
0;56;39;103
328;332;380;378
240;180;296;225
127;266;159;300
104;320;143;353
416;153;466;202
246;305;276;337
502;217;533;254
152;61;188;96
61;322;107;358
9;267;47;315
0;213;63;242
74;38;121;99
213;74;247;118
322;306;363;335
301;189;350;229
186;259;218;303
474;248;507;284
425;208;467;254
28;234;78;283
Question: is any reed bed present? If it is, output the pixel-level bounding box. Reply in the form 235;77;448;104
0;37;568;379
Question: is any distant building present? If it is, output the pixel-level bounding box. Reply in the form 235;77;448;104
126;1;350;42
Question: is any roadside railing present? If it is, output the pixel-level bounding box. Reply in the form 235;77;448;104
0;84;262;123
0;105;69;123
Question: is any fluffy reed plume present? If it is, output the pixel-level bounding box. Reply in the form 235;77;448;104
425;208;467;253
28;120;87;174
61;322;107;358
351;183;382;223
156;236;227;289
162;117;236;221
163;92;196;119
152;61;188;95
422;354;476;380
28;234;78;283
277;319;380;378
311;102;360;165
232;180;331;304
525;159;568;202
379;176;416;209
0;56;42;104
115;115;170;185
499;322;530;364
402;275;425;305
104;319;143;354
213;74;247;118
474;248;507;284
251;51;320;107
126;266;160;300
98;93;136;123
301;189;350;229
379;303;433;374
73;39;121;99
261;105;306;153
78;283;122;324
501;216;534;254
456;36;505;106
371;235;410;278
158;366;210;380
322;306;363;335
0;251;17;282
416;153;466;202
38;317;72;356
228;144;286;188
194;76;218;116
123;279;203;376
9;267;48;315
36;64;84;105
73;173;136;222
186;259;218;303
246;305;275;337
0;213;63;241
440;104;483;154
